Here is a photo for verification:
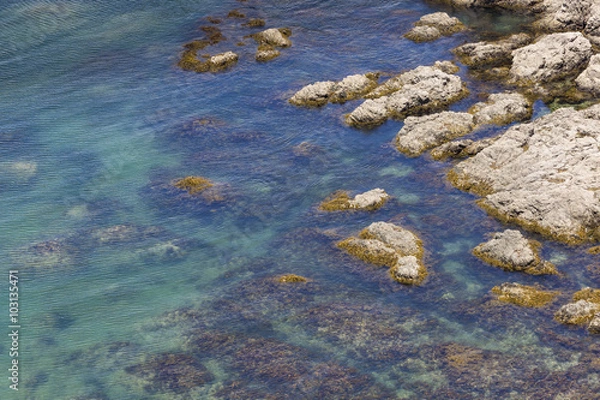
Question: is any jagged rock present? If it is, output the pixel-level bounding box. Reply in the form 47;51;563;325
319;188;390;211
491;282;559;307
449;105;600;244
289;73;378;107
469;92;532;125
338;221;426;284
431;137;497;160
576;54;600;95
472;229;557;275
395;112;475;157
253;28;292;47
405;12;466;42
509;32;592;85
453;33;532;67
347;64;467;127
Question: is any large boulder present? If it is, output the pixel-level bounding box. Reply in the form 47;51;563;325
347;64;467;128
509;32;592;85
449;105;600;244
453;33;532;67
395;112;475;157
576;54;600;95
472;229;557;275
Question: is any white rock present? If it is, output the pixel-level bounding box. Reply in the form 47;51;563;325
576;54;600;95
349;188;390;209
469;92;532;125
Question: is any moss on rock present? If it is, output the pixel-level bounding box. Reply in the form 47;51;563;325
491;282;559;307
173;176;214;194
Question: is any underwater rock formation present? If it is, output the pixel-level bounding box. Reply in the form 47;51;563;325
289;73;379;107
405;12;466;42
453;33;532;68
576;54;600;95
450;105;600;244
319;188;390;211
491;282;559;307
509;32;592;86
346;63;468;127
473;229;557;274
173;176;214;194
395;112;475;157
338;221;426;284
14;238;76;270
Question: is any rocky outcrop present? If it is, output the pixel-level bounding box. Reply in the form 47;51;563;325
453;33;532;68
337;221;426;285
576;54;600;95
450;105;600;244
346;63;468;127
509;32;592;85
289;74;379;107
555;288;600;333
395;112;475;157
252;28;292;47
405;12;466;42
255;45;280;62
469;92;532;125
473;229;557;275
319;188;390;211
430;137;497;160
491;282;559;307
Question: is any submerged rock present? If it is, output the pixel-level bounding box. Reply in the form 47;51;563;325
473;229;557;275
509;32;592;85
347;63;468;127
405;12;466;42
15;238;76;270
576;54;600;95
319;188;390;211
449;105;600;244
469;92;532;125
173;176;213;194
453;33;532;68
395;111;475;157
255;44;280;61
289;73;378;107
276;274;308;283
589;313;600;334
338;221;426;284
491;282;559;307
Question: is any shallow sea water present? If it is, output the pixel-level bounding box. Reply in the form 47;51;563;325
1;0;599;399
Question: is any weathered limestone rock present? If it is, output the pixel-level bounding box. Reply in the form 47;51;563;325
430;137;497;160
473;229;557;275
491;282;559;307
337;221;426;285
319;188;390;211
405;12;466;42
347;64;468;127
450;105;600;244
207;51;239;72
576;54;600;95
509;32;592;84
289;74;378;107
453;33;532;67
255;44;280;62
469;92;532;125
555;287;600;328
253;28;292;47
395;112;475;157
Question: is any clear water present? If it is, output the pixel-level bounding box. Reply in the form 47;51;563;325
0;0;598;399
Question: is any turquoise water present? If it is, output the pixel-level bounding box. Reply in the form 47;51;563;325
1;0;599;399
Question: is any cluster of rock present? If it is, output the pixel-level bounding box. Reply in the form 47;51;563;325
252;28;293;62
449;105;600;244
555;288;600;334
472;229;557;275
337;221;426;285
404;12;466;42
289;73;379;107
318;188;390;211
394;91;531;157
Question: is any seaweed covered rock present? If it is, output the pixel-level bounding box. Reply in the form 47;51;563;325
555;288;600;333
338;221;426;284
173;176;213;194
289;73;378;107
255;44;280;61
589;313;600;334
347;63;468;127
319;188;390;211
14;238;76;270
453;33;532;68
473;229;557;275
491;282;559;307
449;105;600;244
430;137;497;160
125;353;214;394
252;27;292;47
178;48;239;73
576;54;600;95
469;92;532;125
206;51;239;72
276;274;308;283
509;32;592;85
405;12;466;42
395;111;475;157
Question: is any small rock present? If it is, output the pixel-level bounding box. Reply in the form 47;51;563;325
361;221;423;257
207;51;239;72
469;92;532;126
253;28;292;47
555;299;600;325
289;81;336;107
576;54;600;95
277;274;308;283
453;33;532;67
395;111;475;157
289;73;378;107
337;237;400;267
589;313;600;334
472;229;557;275
404;25;441;42
390;255;426;285
405;12;466;43
173;176;213;194
319;189;390;211
491;282;558;307
255;44;280;62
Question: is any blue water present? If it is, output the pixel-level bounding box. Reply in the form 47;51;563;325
1;0;598;399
